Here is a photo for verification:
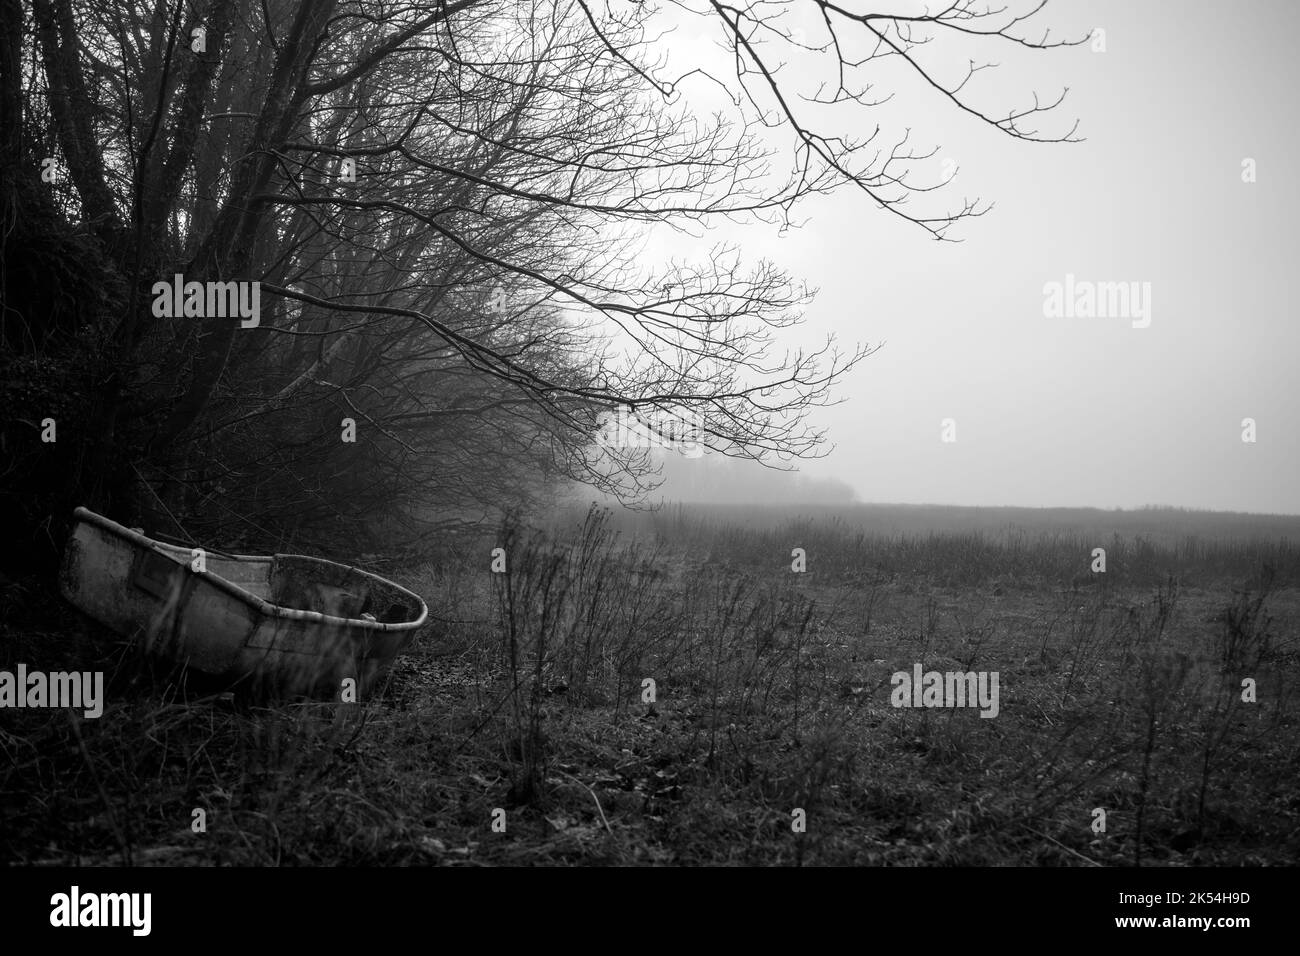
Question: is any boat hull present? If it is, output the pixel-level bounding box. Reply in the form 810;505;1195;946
58;508;428;695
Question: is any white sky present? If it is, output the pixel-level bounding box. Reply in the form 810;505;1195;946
635;0;1300;514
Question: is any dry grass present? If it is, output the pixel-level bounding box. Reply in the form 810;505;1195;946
2;503;1297;865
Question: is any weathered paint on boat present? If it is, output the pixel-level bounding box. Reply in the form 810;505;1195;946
58;507;428;693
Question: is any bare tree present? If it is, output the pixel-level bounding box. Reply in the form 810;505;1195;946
1;0;1081;556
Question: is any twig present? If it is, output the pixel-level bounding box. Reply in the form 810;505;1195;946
1022;823;1101;866
557;769;612;836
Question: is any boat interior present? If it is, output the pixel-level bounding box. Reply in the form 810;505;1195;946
151;543;420;624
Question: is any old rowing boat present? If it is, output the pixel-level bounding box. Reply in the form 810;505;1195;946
58;507;428;694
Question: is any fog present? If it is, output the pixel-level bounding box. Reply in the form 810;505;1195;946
644;0;1300;514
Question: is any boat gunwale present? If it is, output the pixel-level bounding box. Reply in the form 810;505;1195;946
70;506;429;632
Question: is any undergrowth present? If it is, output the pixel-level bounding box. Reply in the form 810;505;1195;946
2;506;1297;865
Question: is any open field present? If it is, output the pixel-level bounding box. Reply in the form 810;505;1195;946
2;503;1297;865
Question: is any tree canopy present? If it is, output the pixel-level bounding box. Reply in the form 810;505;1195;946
1;0;1080;562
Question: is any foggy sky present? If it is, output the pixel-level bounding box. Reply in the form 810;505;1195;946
640;0;1299;514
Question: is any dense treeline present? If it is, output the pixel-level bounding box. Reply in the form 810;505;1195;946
1;0;1077;569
